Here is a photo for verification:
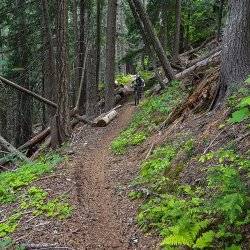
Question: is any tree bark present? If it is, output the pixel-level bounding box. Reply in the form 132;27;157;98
132;0;175;81
217;0;225;41
104;0;118;111
72;0;79;104
219;0;250;101
173;0;182;61
51;0;71;148
96;0;103;88
78;0;87;113
15;0;32;146
41;0;57;120
86;48;99;118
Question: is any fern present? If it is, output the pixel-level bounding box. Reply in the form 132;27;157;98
194;230;215;249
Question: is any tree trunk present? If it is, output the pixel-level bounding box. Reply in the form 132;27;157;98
217;0;225;42
15;1;32;147
72;0;79;105
96;0;103;88
104;0;118;111
159;2;168;52
51;0;71;148
86;48;99;118
173;0;182;61
41;0;57;122
132;0;174;81
128;0;165;88
78;0;88;114
218;0;250;102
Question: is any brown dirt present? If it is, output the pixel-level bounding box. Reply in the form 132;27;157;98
11;103;158;249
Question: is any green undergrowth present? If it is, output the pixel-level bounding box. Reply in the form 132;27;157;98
227;77;250;124
111;80;186;154
0;153;62;204
131;144;249;249
128;78;250;249
0;153;72;241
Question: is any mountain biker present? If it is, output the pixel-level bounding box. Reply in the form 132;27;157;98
132;74;145;106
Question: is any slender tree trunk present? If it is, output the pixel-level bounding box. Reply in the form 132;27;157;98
96;0;103;88
128;0;165;88
86;48;99;118
15;1;32;147
132;0;174;81
51;0;71;147
173;0;181;61
104;0;118;111
159;3;168;52
78;0;87;113
72;0;79;104
41;0;57;121
217;0;225;42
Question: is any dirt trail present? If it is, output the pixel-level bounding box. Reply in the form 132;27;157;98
65;103;157;249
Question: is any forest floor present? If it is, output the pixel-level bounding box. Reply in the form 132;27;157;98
10;102;159;249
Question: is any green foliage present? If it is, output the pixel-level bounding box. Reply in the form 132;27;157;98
112;81;185;154
133;146;249;249
227;79;250;124
0;153;62;204
21;186;72;219
139;145;176;183
0;213;21;238
115;74;134;86
0;153;72;239
138;70;154;82
0;239;25;250
128;191;143;200
111;128;147;154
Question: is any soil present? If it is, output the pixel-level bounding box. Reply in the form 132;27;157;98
11;103;159;250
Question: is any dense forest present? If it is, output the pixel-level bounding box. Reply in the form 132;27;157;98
0;0;249;249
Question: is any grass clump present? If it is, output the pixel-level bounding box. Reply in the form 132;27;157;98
112;80;185;154
133;147;249;249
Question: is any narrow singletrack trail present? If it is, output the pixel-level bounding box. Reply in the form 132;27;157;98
62;103;157;249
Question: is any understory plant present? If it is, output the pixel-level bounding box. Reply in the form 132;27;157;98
133;146;249;249
111;80;186;154
0;153;72;239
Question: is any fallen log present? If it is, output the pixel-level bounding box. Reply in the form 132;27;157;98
160;68;220;129
180;37;216;57
0;75;57;108
174;50;221;81
93;110;118;127
187;47;221;68
0;134;31;163
19;127;51;151
151;50;221;94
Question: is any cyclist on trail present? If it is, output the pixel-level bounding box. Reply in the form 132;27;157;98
132;74;145;106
